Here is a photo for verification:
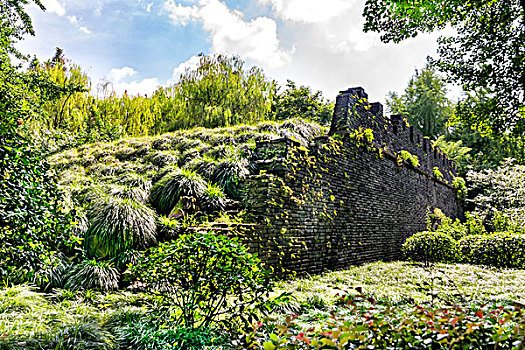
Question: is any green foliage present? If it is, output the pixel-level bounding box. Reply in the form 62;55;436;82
459;233;525;269
130;232;272;331
386;64;451;138
112;319;227;350
85;195;157;259
398;150;420;167
409;209;525;269
0;0;44;57
433;166;444;180
0;4;79;284
64;259;120;291
467;159;525;225
249;295;525;349
364;0;525;137
199;183;227;214
149;168;207;215
434;135;472;175
171;54;276;129
402;231;458;263
0;285;115;350
452;176;467;201
211;156;250;198
271;80;333;125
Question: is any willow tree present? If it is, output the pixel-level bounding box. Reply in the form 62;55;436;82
171;55;276;129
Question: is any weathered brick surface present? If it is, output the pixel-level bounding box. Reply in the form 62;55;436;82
244;87;463;275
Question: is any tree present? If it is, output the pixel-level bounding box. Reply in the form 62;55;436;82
363;0;525;137
271;80;333;125
171;54;276;129
386;64;452;138
0;0;78;283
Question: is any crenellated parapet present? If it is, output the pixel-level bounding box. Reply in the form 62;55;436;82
329;87;457;184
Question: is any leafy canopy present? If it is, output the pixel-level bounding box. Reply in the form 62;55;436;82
171;54;276;129
386;64;451;138
364;0;525;137
272;80;333;125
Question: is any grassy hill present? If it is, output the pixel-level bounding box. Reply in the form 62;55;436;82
49;118;326;261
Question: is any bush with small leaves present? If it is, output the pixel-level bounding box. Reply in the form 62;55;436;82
247;295;525;349
130;232;272;331
458;233;525;268
402;231;458;264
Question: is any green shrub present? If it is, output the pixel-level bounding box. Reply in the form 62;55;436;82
85;195;157;258
64;259;120;291
149;168;206;215
402;231;458;263
130;232;272;330
459;232;525;268
35;258;72;292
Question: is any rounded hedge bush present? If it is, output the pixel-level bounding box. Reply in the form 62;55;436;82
402;231;458;263
458;232;525;268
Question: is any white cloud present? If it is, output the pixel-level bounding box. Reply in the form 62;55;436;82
163;0;199;26
163;0;291;68
168;55;202;85
41;0;66;16
107;67;137;83
259;0;355;23
146;3;154;12
104;67;161;96
79;26;91;34
112;78;161;97
68;15;78;24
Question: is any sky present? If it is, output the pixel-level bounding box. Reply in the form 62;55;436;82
17;0;457;105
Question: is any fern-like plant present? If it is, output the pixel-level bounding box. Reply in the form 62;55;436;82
86;195;157;258
64;259;120;291
149;168;206;214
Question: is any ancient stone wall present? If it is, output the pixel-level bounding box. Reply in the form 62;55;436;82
244;87;463;275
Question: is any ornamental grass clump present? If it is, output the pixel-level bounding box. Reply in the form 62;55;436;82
86;195;157;258
199;183;227;214
211;156;251;198
149;168;207;214
64;259;119;291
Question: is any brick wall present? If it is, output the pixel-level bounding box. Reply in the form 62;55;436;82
244;87;463;275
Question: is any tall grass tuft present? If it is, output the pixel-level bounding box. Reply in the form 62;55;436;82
86;195;157;258
200;183;227;214
211;156;250;198
184;156;217;179
149;168;206;214
117;172;152;192
65;259;120;291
